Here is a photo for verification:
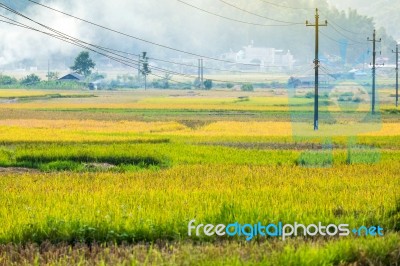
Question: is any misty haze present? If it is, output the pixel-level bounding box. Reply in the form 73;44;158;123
0;1;399;265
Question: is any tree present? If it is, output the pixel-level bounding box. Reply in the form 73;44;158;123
160;73;172;89
203;79;213;90
0;75;17;86
46;72;59;81
70;51;95;77
140;52;151;90
241;83;254;92
20;74;41;85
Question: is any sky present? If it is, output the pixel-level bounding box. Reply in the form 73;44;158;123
0;0;222;68
0;0;395;70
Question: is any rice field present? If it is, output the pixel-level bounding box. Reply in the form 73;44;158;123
0;88;399;265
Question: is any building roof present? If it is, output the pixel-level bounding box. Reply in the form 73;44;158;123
296;75;336;83
59;73;84;81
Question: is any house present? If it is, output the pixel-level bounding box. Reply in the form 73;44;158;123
220;42;295;71
288;75;336;88
88;79;106;90
58;73;84;81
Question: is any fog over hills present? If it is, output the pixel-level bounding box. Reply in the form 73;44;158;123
327;0;400;40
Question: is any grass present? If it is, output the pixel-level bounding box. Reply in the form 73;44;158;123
0;164;398;244
0;88;398;264
0;235;399;265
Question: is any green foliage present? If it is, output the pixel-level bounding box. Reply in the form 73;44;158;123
152;73;172;89
109;74;139;89
241;83;254;92
20;74;41;86
226;83;234;89
140;52;151;77
140;52;151;90
87;72;106;82
0;75;17;86
46;72;59;81
203;79;213;90
305;92;315;99
70;51;95;77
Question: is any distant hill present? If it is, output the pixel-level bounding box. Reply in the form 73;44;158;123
328;0;400;40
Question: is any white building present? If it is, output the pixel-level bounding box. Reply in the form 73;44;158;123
221;42;295;71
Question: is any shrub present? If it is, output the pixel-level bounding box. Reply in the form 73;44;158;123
203;79;213;90
0;75;17;86
226;83;234;89
305;92;315;98
20;74;41;86
241;83;254;92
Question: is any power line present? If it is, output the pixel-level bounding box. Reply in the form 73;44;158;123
23;0;279;66
91;45;300;74
256;0;313;11
0;9;277;86
0;4;231;82
176;0;301;27
0;10;197;86
328;23;366;45
22;0;315;72
319;11;365;36
319;30;360;46
0;18;193;86
216;0;301;24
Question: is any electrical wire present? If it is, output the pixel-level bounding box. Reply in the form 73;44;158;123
256;0;314;11
23;0;286;66
176;0;301;27
0;18;194;86
0;8;279;85
328;23;366;45
319;10;366;36
216;0;301;24
92;45;301;74
0;11;197;85
319;30;360;46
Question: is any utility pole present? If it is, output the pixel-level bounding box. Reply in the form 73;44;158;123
47;59;50;82
198;58;201;89
306;8;327;131
200;58;204;89
393;44;399;107
368;29;381;114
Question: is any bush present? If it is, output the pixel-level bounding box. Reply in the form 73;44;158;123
204;79;213;90
226;83;234;89
241;83;254;92
20;74;41;86
341;92;354;97
305;92;315;98
46;72;59;81
0;75;17;86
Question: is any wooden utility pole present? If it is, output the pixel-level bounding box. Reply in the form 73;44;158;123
368;30;381;114
200;58;204;89
47;59;50;82
393;44;399;107
306;8;327;131
198;58;201;89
